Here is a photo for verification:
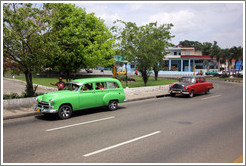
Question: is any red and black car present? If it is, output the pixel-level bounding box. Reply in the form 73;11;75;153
169;76;214;98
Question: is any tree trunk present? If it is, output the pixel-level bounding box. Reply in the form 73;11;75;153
140;69;148;86
154;70;158;81
24;70;34;97
66;70;71;82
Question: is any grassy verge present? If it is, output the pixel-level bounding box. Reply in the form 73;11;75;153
14;77;60;88
120;77;177;88
13;76;177;88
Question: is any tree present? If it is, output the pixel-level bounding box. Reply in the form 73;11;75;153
3;3;49;96
44;3;115;81
112;20;174;86
149;23;174;81
230;46;243;74
179;40;203;50
209;41;222;70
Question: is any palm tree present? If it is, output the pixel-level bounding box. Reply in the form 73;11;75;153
229;46;243;74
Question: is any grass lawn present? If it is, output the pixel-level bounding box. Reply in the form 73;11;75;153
13;76;177;88
14;77;61;88
120;77;177;88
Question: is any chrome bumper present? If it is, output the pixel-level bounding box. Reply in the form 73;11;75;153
34;106;58;113
169;90;189;95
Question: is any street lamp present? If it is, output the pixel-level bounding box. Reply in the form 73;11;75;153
123;60;128;87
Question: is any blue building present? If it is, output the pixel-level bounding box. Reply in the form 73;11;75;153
235;60;243;70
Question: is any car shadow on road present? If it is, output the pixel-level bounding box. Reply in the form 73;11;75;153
35;106;126;121
170;93;207;98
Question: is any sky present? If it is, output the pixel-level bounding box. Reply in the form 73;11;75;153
74;1;244;49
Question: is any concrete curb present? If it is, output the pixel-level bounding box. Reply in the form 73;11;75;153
3;97;36;110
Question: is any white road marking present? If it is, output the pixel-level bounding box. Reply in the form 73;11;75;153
83;131;161;157
46;116;115;132
201;95;221;100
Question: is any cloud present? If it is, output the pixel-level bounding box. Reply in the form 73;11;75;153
210;28;243;48
74;2;243;48
146;10;198;34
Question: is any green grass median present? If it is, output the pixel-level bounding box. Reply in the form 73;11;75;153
14;76;177;89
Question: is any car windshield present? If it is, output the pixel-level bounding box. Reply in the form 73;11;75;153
180;77;196;84
63;83;80;91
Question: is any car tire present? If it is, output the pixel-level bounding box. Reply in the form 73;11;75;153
205;88;210;94
108;100;118;111
170;93;176;97
58;105;73;120
189;90;194;98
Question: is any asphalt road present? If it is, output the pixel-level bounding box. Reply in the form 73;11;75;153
3;80;244;163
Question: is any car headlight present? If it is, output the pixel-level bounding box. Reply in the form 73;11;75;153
185;86;188;90
49;99;54;104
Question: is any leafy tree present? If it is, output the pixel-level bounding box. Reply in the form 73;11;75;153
148;23;174;81
230;46;243;74
209;41;222;70
179;40;203;50
3;3;49;96
112;20;174;85
201;42;213;55
43;3;115;81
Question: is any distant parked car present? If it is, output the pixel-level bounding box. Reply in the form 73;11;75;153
117;70;127;75
205;70;218;76
34;78;126;119
169;76;214;98
85;68;93;73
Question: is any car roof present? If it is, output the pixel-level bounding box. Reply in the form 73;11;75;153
72;77;119;84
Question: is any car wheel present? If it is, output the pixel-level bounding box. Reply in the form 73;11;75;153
205;88;210;94
170;93;176;97
58;105;72;120
108;100;118;111
189;90;194;98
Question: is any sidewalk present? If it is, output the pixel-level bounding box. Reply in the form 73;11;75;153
3;78;170;120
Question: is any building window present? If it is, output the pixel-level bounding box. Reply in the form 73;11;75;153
130;64;135;69
174;52;177;55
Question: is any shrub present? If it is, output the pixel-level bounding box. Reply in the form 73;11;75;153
118;75;136;82
220;73;229;78
3;93;20;99
3;92;44;99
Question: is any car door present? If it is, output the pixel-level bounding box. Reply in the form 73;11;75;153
94;82;108;107
78;83;97;110
194;78;202;94
199;77;207;93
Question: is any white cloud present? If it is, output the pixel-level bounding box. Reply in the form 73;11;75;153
74;2;244;48
146;10;198;34
210;28;243;48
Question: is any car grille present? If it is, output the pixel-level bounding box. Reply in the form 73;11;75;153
38;101;50;109
173;84;183;89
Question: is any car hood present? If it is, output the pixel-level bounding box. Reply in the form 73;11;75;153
174;82;192;86
40;90;77;102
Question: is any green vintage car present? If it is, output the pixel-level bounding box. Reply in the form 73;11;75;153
34;78;126;119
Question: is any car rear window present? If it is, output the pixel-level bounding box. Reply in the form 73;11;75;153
108;82;119;89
